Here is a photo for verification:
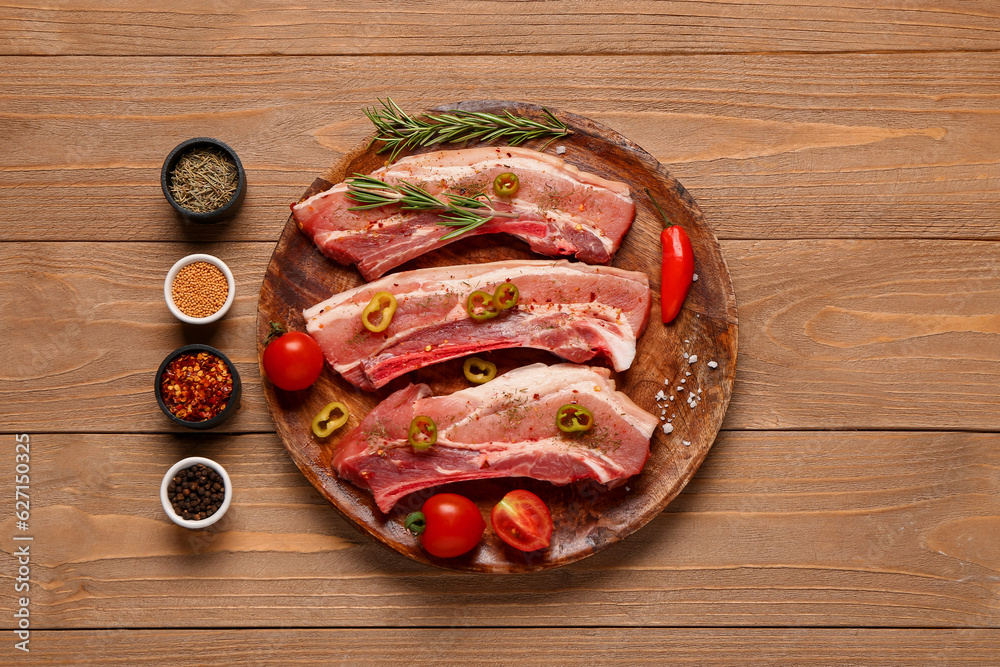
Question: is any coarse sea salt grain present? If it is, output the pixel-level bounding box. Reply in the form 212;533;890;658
708;360;718;369
680;378;686;384
655;390;666;401
683;352;689;359
688;355;698;364
682;439;691;446
692;274;698;282
685;371;691;376
669;396;675;401
662;423;674;434
555;146;566;155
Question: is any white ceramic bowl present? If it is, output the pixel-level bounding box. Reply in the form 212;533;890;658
164;254;235;324
160;456;233;529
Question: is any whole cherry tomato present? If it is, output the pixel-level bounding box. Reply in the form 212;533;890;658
420;493;485;558
490;489;552;552
262;324;324;391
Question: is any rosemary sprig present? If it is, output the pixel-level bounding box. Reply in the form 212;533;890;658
364;98;572;162
346;174;519;240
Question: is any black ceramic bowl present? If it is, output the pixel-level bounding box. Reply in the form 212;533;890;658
155;344;242;430
161;137;247;224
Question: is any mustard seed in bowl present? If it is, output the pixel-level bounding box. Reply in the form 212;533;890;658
164;254;235;324
171;261;229;318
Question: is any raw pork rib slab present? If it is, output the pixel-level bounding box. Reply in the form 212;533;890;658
292;146;637;280
303;259;651;391
333;363;659;512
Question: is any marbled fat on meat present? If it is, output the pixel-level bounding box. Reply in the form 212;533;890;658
292;146;636;280
303;259;651;390
332;363;659;512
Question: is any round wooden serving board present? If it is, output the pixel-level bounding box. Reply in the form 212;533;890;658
257;101;738;573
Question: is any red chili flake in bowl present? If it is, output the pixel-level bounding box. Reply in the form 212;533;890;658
160;352;233;422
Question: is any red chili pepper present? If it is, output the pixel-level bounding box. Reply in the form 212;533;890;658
646;189;694;323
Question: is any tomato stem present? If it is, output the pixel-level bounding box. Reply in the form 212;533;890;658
264;321;287;347
404;511;426;535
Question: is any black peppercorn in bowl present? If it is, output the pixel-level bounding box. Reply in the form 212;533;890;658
161;137;247;223
155;344;241;430
160;456;233;529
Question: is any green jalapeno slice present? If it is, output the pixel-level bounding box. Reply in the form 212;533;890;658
556;404;595;433
463;357;498;384
493;282;519;310
361;292;397;333
466;290;500;320
493;172;520;198
408;415;438;451
312;401;350;438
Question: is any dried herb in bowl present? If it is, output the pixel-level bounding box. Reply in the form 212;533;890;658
168;147;239;213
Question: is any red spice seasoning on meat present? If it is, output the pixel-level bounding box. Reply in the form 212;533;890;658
160;352;233;421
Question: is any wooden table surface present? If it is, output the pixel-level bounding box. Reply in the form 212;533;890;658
2;2;999;664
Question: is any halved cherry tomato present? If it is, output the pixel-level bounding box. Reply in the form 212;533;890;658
420;493;485;558
262;326;324;391
490;489;552;552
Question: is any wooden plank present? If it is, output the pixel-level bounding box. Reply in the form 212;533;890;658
2;1;1000;57
14;628;1000;664
1;431;997;629
721;238;1000;430
1;54;998;242
2;240;999;432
